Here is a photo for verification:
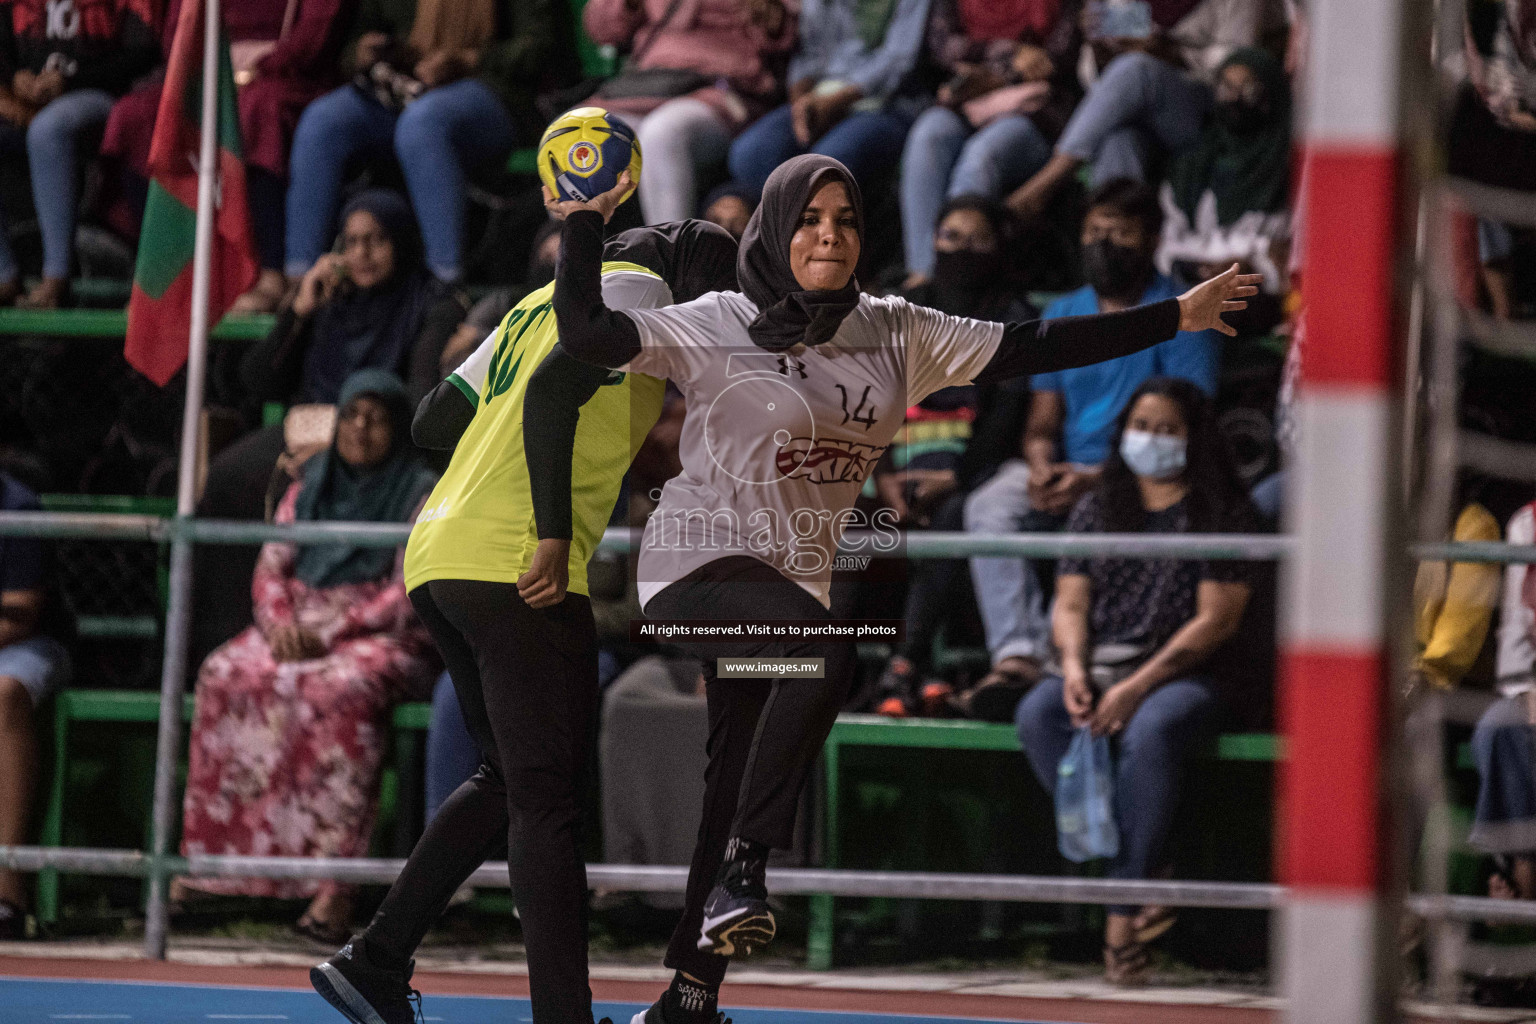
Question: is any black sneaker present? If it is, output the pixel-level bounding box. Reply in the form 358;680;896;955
310;939;423;1024
627;999;731;1024
696;855;776;957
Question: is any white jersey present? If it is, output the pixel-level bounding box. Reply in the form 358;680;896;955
623;290;1003;609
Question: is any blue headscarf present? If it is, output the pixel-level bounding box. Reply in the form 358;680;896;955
300;189;439;404
292;369;437;589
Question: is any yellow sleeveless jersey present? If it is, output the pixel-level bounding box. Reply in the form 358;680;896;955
403;262;668;595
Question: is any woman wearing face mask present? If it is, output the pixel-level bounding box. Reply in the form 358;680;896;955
1157;48;1292;296
1014;375;1260;986
547;155;1258;1024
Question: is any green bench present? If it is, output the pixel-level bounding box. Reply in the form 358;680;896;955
807;714;1282;969
37;689;432;924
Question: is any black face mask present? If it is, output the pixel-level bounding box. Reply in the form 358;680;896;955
1081;238;1149;300
1213;98;1266;134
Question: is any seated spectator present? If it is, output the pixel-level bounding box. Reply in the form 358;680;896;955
699;181;757;239
285;0;576;284
1157;47;1291;294
175;369;439;945
899;0;1075;283
964;179;1218;701
101;0;352;313
0;471;71;939
1470;499;1536;894
1015;376;1259;985
0;0;159;308
870;196;1036;714
727;0;933;191
1005;0;1287;220
243;188;465;412
1451;0;1536;193
582;0;795;225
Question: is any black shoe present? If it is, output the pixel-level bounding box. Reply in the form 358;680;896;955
310;938;422;1024
697;855;776;957
627;999;731;1024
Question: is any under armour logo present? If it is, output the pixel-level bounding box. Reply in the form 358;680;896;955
46;0;79;40
338;943;354;960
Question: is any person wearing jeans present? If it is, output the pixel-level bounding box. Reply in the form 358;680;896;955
0;0;159;307
1013;376;1258;986
0;89;115;296
285;79;517;284
964;179;1219;694
726;0;934;190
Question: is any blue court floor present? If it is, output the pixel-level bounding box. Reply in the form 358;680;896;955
1;978;1051;1024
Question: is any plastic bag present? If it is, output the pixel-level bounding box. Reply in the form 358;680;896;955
1055;725;1120;863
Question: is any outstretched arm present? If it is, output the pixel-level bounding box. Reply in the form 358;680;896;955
974;266;1262;384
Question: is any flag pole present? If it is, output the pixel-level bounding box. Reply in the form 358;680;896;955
144;0;221;960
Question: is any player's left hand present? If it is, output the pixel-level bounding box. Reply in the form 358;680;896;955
542;169;633;224
518;538;571;609
1176;263;1263;337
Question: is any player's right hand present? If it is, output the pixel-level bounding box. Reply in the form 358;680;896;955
518;538;571;609
542;170;633;225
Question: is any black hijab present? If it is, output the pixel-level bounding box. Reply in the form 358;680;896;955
605;219;740;303
736;155;864;352
302;189;439;404
292;369;437;589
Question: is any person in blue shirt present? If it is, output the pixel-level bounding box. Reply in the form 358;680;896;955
961;179;1220;705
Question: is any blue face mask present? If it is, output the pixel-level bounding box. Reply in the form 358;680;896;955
1119;429;1187;480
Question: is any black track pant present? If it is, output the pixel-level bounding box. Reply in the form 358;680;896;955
645;556;857;987
365;580;600;1024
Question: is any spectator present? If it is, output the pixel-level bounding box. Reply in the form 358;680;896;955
963;179;1218;701
1157;47;1291;294
1470;498;1536;895
0;0;159;309
1451;0;1536;193
899;0;1074;283
582;0;795;225
871;196;1037;714
175;369;439;945
100;0;353;314
243;188;465;413
285;0;576;284
1004;0;1287;220
727;0;934;190
1015;376;1259;985
700;180;757;239
0;471;70;939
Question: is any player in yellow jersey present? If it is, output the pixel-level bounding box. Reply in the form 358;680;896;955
311;221;737;1024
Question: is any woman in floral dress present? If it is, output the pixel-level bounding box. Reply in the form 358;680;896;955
176;368;439;944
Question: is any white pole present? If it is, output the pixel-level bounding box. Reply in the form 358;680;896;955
143;0;221;960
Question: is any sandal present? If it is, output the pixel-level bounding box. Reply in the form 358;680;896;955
294;913;352;948
1133;905;1177;945
1103;939;1150;986
952;657;1043;722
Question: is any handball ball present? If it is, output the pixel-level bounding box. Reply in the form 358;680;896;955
537;107;643;203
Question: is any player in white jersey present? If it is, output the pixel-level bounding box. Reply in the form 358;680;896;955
546;155;1259;1024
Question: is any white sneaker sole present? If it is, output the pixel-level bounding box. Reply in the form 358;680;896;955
310;963;389;1024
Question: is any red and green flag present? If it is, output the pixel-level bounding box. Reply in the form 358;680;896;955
125;0;258;387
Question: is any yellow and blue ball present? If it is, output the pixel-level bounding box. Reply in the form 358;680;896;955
537;107;643;203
